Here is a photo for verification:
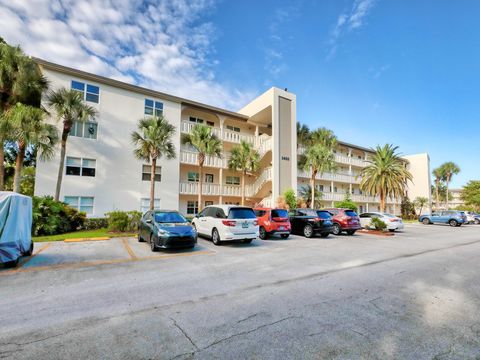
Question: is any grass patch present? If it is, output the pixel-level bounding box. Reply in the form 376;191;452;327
33;228;137;242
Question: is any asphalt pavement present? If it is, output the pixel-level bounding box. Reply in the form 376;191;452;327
1;224;479;359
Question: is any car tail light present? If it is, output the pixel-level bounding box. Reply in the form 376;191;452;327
313;217;322;222
222;220;236;227
253;220;258;226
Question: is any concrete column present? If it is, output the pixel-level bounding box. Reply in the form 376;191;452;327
255;125;259;146
366;203;369;212
219;168;223;204
349;183;352;194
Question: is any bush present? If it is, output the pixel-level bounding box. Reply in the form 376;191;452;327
370;217;387;231
84;218;108;230
334;193;358;212
105;211;142;232
32;196;86;236
283;188;297;210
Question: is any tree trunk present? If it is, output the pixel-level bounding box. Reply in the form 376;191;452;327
0;144;4;191
241;171;246;206
446;175;451;210
310;169;317;208
55;129;69;201
13;141;26;193
435;178;440;211
149;158;156;211
380;190;386;213
198;155;204;213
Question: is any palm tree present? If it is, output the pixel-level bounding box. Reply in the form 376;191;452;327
413;196;429;215
296;122;311;147
310;127;338;149
299;144;337;208
432;166;446;210
131;116;176;210
299;185;323;208
47;88;98;201
441;162;460;209
0;40;48;190
182;124;222;212
228;141;260;205
359;144;413;213
6;103;58;192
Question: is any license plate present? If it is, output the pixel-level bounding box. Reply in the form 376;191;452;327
242;222;249;228
279;226;285;230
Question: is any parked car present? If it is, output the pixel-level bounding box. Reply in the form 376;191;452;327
288;208;333;238
254;208;291;239
465;211;479;224
192;205;258;245
323;208;362;235
138;210;197;251
359;212;404;232
419;210;467;227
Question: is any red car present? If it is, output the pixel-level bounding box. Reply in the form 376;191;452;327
323;208;361;235
254;208;291;239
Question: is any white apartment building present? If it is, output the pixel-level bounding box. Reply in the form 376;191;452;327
34;59;431;217
449;189;464;209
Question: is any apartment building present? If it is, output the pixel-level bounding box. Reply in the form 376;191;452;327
448;189;464;209
34;59;430;217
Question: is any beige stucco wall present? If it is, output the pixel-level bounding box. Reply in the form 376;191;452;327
404;153;432;211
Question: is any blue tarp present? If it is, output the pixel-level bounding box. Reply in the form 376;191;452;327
0;192;32;263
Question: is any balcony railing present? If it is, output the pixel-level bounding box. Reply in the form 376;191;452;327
297;170;361;184
181;120;260;146
246;167;272;197
180;150;226;168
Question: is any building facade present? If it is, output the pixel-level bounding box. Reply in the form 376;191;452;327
34;59;430;217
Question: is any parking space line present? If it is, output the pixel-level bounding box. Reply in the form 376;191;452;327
122;238;138;260
16;243;52;269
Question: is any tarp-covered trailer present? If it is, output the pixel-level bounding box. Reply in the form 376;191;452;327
0;192;33;268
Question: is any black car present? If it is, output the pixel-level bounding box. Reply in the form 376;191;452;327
288;209;334;238
138;210;197;251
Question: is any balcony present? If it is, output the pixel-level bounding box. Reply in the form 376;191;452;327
181;120;259;146
298;170;361;184
180;150;226;168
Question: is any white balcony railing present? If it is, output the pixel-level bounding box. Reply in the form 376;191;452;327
180;150;226;168
181;121;260;146
298;170;361;184
246;167;272;197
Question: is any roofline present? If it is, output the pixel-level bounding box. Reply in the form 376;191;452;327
337;140;374;153
33;57;249;121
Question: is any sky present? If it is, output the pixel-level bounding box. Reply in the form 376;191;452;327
0;0;478;188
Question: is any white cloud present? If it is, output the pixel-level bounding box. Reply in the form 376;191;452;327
327;0;377;60
0;0;255;110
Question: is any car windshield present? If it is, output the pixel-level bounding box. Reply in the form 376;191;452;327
228;208;256;219
383;213;395;218
155;212;187;223
317;211;332;219
345;210;358;217
272;209;289;218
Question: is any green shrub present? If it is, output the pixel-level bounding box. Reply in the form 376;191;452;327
283;188;297;210
84;218;108;230
370;217;387;231
334;193;358;212
32;196;86;236
105;211;142;232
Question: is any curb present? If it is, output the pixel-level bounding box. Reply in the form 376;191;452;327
64;237;110;243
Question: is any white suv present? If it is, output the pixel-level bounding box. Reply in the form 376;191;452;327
191;205;259;245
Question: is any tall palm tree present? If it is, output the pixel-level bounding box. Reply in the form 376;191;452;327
7;103;58;192
359;144;413;213
0;40;48;190
432;166;446;210
131;116;176;210
310;127;338;149
299;144;337;208
47;88;98;200
413;196;429;215
182;124;222;212
299;185;323;208
296;122;311;147
228;141;260;205
441;162;460;209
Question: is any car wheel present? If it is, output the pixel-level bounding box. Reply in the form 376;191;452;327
475;219;480;225
449;219;458;227
259;226;268;240
212;228;222;246
242;239;253;244
346;230;356;235
138;233;145;242
24;242;34;256
303;225;314;238
280;234;289;239
332;223;341;235
388;229;395;232
422;218;430;225
150;235;158;252
3;258;19;268
320;232;329;238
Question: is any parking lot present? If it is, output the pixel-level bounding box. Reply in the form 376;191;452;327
1;224;480;359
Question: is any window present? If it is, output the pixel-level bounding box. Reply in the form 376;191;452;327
140;198;160;213
255;210;267;217
226;125;240;133
142;165;161;181
188;172;199;182
70;121;98;139
205;201;214;207
228;208;256;219
271;209;289;218
189;116;204;124
226;176;240;185
205;174;214;183
144;99;164;116
225;201;240;205
187;201;198;215
206;121;214;127
316;184;324;192
64;196;94;215
71;80;99;103
66;157;96;177
334;187;338;193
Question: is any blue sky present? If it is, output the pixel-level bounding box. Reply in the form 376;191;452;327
0;0;477;187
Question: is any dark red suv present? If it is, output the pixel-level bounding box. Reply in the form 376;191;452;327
323;208;361;235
